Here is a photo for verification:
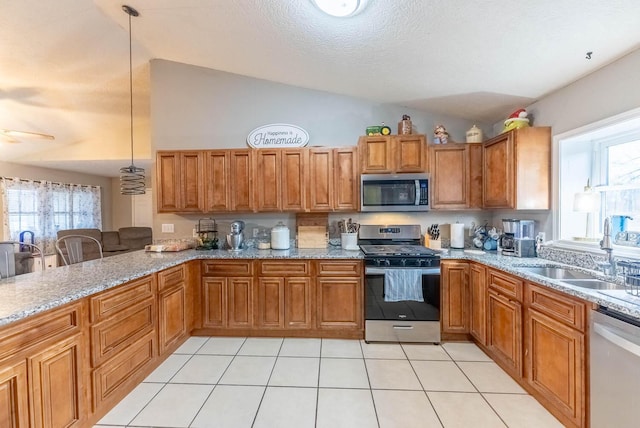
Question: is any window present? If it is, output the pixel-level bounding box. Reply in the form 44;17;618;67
1;178;102;254
557;110;640;254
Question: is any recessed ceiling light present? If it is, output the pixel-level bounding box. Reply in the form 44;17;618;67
311;0;368;17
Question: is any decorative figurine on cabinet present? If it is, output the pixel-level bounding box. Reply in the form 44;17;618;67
502;108;530;132
433;124;449;144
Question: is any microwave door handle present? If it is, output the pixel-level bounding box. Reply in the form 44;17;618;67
415;180;420;205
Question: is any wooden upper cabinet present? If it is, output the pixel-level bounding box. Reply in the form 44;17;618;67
482;127;551;209
205;150;231;212
395;134;427;172
229;149;254;212
157;151;205;213
282;149;307;211
359;135;393;173
430;143;483;210
255;150;282;212
333;147;359;211
308;148;334;211
359;135;427;173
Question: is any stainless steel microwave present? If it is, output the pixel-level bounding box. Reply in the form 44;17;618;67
360;173;430;212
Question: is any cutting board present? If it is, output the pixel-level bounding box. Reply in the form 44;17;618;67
297;226;328;248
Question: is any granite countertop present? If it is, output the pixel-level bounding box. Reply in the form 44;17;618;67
1;245;638;328
0;246;362;327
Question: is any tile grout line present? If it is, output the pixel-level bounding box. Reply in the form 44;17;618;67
314;338;324;428
359;339;382;428
250;338;284;428
184;336;246;427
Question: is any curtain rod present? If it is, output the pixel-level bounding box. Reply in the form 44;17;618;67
1;176;101;189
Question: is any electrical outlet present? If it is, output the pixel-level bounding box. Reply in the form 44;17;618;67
192;228;198;238
161;223;174;233
253;228;259;238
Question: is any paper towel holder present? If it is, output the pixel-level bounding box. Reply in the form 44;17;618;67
450;222;465;249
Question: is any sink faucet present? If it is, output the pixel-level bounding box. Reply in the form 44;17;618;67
599;217;617;277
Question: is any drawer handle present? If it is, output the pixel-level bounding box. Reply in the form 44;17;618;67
393;325;414;330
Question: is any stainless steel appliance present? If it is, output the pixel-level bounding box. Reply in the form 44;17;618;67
226;221;245;251
360;224;441;343
590;308;640;427
500;219;536;257
360;173;430;212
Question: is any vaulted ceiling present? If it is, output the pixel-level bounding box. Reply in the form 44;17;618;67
1;0;639;176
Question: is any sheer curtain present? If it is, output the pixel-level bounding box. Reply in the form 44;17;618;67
1;178;102;254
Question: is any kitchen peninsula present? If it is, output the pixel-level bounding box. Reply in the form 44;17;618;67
1;247;637;427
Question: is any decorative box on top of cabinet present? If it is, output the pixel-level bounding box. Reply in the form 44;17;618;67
482;126;551;209
359;134;427;173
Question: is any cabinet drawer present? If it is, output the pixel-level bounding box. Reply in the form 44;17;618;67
90;298;156;367
90;275;155;323
526;283;586;332
157;264;186;292
259;261;310;276
315;260;362;276
202;260;253;276
92;331;156;412
0;301;84;362
488;269;523;301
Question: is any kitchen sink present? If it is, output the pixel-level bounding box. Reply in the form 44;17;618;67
521;266;595;280
560;279;625;290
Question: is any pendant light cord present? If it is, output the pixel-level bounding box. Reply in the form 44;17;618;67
128;10;134;166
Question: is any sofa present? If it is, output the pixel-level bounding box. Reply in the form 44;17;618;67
56;227;152;263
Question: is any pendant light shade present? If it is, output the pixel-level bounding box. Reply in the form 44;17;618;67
120;5;145;195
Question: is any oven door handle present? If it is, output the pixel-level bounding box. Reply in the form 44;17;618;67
365;267;441;275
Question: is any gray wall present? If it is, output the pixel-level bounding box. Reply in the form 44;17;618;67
490;48;640;240
150;59;491;240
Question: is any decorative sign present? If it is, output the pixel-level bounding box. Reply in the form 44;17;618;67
247;124;309;148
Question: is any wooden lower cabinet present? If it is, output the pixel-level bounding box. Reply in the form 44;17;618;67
440;261;469;335
525;282;587;428
157;264;191;355
486;288;523;377
0;360;29;428
316;261;362;331
469;263;487;344
29;334;86;428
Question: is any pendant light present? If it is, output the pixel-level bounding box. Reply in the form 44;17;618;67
119;5;145;195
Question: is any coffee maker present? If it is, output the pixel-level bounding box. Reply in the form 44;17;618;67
500;219;536;257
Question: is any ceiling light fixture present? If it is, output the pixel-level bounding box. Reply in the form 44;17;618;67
119;5;145;195
311;0;368;17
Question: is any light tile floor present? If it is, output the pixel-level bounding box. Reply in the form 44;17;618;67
94;337;564;428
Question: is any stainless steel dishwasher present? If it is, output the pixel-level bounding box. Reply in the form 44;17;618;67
590;308;640;427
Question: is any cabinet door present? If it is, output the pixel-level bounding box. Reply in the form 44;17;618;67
202;277;226;328
180;151;205;212
158;285;187;355
317;277;361;329
29;335;85;428
526;309;585;427
486;289;522;377
333;147;359;211
255;277;285;328
230;150;254;212
430;144;469;209
205;150;231;212
469;263;487;345
395;135;427;172
255;150;282;212
156;152;181;212
483;133;515;208
0;360;28;428
285;278;312;329
227;277;253;328
282;149;307;211
308;148;333;211
441;261;469;333
358;136;392;173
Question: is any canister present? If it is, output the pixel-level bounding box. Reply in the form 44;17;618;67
465;125;483;143
270;222;290;250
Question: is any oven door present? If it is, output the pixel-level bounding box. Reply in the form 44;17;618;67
364;267;440;343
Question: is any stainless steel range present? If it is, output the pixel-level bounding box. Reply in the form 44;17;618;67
359;225;441;343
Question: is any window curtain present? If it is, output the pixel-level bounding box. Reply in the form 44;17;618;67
1;177;102;254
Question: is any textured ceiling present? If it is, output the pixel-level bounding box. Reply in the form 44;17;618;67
1;0;639;177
